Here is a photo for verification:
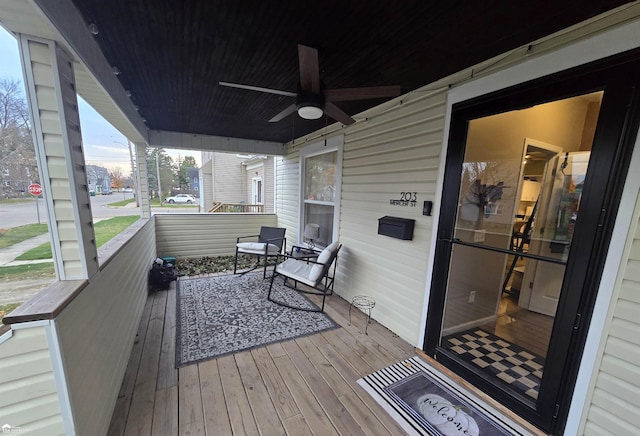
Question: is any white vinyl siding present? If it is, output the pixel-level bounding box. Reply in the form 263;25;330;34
135;142;151;218
582;194;640;435
212;153;247;203
201;158;213;210
264;157;275;213
339;88;447;345
275;153;301;250
155;213;277;258
20;37;98;280
0;326;64;435
54;219;156;435
279;88;446;345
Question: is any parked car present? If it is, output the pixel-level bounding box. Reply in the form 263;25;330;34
164;193;196;204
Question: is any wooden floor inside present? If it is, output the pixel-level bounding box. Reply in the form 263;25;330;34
107;276;416;436
482;293;554;358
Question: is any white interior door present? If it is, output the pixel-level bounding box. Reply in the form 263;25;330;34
522;151;590;315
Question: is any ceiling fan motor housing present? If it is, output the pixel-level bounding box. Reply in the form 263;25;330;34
296;92;325;119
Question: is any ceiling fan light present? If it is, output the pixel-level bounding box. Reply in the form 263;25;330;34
298;104;323;119
296;93;325;120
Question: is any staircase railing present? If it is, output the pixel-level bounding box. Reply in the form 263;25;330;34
208;202;264;213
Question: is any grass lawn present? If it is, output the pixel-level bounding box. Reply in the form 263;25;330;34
16;215;139;261
0;223;49;249
0;262;55;281
0;198;33;204
107;198;136;207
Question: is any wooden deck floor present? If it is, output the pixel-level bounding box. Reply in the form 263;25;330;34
107;276;416;436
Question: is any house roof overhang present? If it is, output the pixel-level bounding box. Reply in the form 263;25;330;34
0;0;634;153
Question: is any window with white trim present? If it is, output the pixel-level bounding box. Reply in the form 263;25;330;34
300;136;343;249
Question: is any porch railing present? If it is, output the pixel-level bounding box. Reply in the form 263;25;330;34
0;213;277;435
208;201;264;213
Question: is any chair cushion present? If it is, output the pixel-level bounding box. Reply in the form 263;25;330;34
309;241;339;283
236;242;280;255
275;259;316;286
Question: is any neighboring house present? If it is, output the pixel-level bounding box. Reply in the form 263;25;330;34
0;154;38;199
187;167;199;195
85;165;111;195
2;3;640;436
200;152;275;212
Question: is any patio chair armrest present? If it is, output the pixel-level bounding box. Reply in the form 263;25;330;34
236;234;259;243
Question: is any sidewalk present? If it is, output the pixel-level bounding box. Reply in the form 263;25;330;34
0;233;52;267
0;233;55;305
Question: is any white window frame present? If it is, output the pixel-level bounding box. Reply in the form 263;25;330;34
298;135;344;247
252;176;263;204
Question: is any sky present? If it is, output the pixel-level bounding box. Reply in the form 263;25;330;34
0;27;200;173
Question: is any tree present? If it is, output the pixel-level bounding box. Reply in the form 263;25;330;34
175;155;197;191
0;79;38;199
0;79;30;132
109;167;125;192
145;148;174;200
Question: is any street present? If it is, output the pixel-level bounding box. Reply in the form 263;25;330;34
0;193;140;229
1;192;201;230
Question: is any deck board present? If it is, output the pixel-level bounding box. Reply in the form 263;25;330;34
123;291;166;436
157;286;177;390
178;365;205;435
198;359;233;435
108;279;419;435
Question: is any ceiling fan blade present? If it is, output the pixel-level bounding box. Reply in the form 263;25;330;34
324;85;401;102
219;81;297;97
268;103;297;123
298;45;320;94
324;102;356;125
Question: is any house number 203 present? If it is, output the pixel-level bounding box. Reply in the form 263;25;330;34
400;192;417;202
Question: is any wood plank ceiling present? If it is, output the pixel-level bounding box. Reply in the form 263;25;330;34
71;0;630;143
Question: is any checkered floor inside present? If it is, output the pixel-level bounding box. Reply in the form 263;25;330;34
443;329;545;401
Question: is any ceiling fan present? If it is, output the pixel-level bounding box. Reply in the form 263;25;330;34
219;44;401;125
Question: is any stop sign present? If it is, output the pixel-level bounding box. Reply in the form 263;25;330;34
28;183;43;196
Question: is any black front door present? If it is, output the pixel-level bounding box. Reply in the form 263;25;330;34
424;53;640;433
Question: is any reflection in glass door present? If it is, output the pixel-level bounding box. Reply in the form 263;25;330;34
439;92;600;405
426;57;640;433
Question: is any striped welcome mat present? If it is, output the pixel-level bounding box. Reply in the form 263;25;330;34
357;356;533;436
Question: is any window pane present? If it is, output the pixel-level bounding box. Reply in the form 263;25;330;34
304;203;334;248
305;152;336;202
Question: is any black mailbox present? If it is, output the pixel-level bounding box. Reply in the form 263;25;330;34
378;216;415;240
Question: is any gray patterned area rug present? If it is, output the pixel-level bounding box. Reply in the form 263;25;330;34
176;272;338;367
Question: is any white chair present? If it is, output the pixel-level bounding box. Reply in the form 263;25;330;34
233;226;286;278
268;241;341;312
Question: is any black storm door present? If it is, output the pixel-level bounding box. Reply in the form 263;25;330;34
424;53;640;434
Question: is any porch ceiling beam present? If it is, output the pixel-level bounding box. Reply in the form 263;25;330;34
26;0;148;143
148;130;286;156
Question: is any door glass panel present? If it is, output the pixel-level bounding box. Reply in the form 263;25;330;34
441;91;601;403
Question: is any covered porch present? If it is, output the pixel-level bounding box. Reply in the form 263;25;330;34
110;277;415;436
2;1;640;435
